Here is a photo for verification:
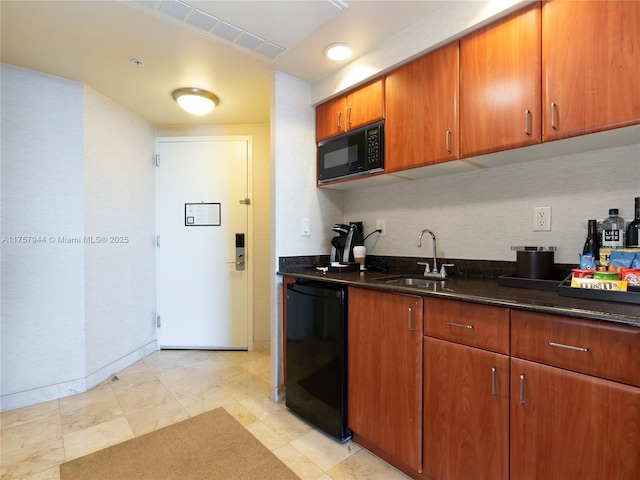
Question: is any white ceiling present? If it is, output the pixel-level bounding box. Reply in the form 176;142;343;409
1;0;449;127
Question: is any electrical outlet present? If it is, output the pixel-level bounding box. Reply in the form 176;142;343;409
533;207;551;231
376;219;386;237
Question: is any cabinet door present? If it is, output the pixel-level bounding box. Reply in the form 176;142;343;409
511;358;640;479
316;96;347;141
542;0;640;141
424;337;509;480
348;287;423;471
460;2;541;157
346;78;384;132
385;41;459;172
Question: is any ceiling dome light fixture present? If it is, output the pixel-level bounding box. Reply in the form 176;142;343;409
172;88;219;115
325;43;352;61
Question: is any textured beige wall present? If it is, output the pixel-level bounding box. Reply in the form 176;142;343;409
1;65;157;411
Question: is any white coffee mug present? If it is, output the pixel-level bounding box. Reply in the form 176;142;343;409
353;246;366;270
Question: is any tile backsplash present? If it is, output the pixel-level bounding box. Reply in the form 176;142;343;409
344;143;639;264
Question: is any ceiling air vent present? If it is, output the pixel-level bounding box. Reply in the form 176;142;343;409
257;42;285;60
157;0;191;21
211;21;243;43
130;0;287;61
235;32;265;51
186;9;219;32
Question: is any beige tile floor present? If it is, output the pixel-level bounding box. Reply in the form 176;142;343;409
1;350;411;480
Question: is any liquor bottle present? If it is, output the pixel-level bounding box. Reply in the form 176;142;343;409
582;219;600;259
601;208;626;249
626;197;640;247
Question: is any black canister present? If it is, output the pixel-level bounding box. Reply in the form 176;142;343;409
512;246;556;279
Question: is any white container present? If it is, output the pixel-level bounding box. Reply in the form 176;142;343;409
353;246;366;270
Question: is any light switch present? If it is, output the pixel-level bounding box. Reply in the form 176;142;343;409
301;218;310;236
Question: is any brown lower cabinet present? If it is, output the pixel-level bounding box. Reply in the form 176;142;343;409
347;287;423;472
510;358;640;479
424;337;509;480
510;309;640;480
324;287;640;479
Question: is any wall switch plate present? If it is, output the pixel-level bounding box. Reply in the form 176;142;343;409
376;219;386;237
301;218;310;236
533;207;551;231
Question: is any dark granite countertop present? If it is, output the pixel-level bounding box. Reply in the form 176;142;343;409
278;256;640;328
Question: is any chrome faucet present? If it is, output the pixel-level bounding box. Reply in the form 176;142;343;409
417;229;438;274
417;229;454;279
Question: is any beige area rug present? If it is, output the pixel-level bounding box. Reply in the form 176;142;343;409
59;407;300;480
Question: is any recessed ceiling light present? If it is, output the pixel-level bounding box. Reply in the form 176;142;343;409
172;88;220;115
325;43;352;61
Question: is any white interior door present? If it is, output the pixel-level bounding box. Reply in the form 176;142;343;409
156;138;250;349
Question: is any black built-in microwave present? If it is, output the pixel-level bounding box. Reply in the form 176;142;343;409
317;121;384;184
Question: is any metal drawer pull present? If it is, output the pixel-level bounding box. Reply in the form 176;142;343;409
548;341;589;352
337;111;342;129
408;307;414;331
519;373;525;404
446;321;474;329
551;102;557;130
445;130;452;153
525;109;531;136
491;366;497;396
347;107;352;126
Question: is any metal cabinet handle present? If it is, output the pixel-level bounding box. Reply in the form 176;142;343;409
408;307;414;331
491;366;497;396
551;102;557;130
337;111;342;129
548;341;589;352
525;109;531;136
446;321;474;329
519;373;525;404
347;107;352;127
445;130;452;153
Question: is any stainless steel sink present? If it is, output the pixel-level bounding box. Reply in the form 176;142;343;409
375;276;444;287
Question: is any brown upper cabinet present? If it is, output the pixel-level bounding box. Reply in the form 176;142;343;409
385;41;460;172
460;2;542;158
315;78;385;142
542;0;640;141
315;1;639;184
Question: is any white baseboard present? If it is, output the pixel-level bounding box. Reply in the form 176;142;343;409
0;340;158;412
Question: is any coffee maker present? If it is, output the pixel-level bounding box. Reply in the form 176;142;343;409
330;222;364;263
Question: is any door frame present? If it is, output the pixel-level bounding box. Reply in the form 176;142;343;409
154;136;254;350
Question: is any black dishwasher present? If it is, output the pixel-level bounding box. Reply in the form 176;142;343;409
285;280;351;442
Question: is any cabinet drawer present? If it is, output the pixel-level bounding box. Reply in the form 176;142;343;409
511;310;640;387
424;298;509;354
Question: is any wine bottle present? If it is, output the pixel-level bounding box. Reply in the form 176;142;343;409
582;219;600;259
626;197;640;247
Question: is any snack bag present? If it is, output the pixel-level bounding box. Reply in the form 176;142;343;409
608;251;639;271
